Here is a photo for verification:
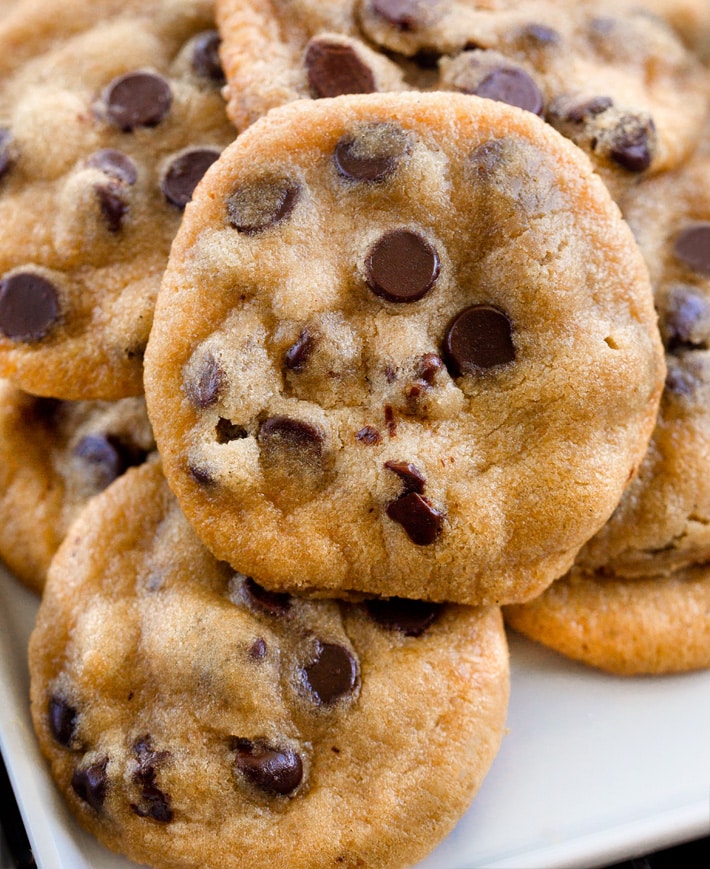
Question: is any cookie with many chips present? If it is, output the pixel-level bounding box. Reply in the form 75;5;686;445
144;92;664;606
29;460;509;869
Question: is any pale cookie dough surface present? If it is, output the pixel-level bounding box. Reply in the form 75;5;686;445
144;92;664;606
576;144;710;579
639;0;710;61
216;0;709;195
29;461;509;869
503;565;710;674
0;379;155;593
0;0;236;400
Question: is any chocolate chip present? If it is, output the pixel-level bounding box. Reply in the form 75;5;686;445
417;353;443;384
304;641;358;705
386;492;443;545
555;95;613;123
518;23;560;46
384;460;425;494
663;285;710;349
0;128;14;181
86;149;138;185
371;0;436;31
101;71;173;131
48;695;77;747
71;758;109;812
232;739;303;796
161;148;220;209
608;120;653;172
191;30;225;83
241;576;291;616
470;139;506;176
473;67;544;116
215;418;247;444
443;305;515;376
74;434;126;487
258;416;325;456
188;463;215;485
384;405;397;437
95;180;129;232
0;271;60;342
305;39;376;98
130;737;173;823
227;180;300;233
334;125;408;182
284;327;315;371
673;223;710;276
356;425;382;445
188;352;224;408
365;597;442;636
365;229;440;303
249;638;268;660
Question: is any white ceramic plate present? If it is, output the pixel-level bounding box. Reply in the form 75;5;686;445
2;564;709;869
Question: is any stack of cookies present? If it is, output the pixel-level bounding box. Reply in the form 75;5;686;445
0;1;707;867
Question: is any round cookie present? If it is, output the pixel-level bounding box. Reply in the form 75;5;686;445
29;460;509;869
503;565;710;675
0;0;236;400
144;92;665;606
0;379;155;593
216;0;709;194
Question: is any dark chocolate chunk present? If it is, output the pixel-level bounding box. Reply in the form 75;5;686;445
384;460;425;494
673;223;710;276
663;285;710;349
365;229;440;303
258;416;325;456
48;695;78;747
73;434;126;487
188;463;215;485
473;67;544;116
191;30;225;83
86;149;138;185
417;352;443;384
384;405;397;437
0;128;14;181
232;739;303;796
161;148;220;209
305;39;376;99
95;180;129;232
365;597;442;636
284;327;315;371
386;491;443;545
0;271;60;342
304;641;358;705
443;305;515;376
608;120;653;172
241;576;291;616
334;125;407;182
130;737;173;823
227;179;300;234
101;71;173;131
249;638;268;660
356;425;382;445
71;758;109;812
188;352;224;408
555;95;613;123
215;418;247;444
371;0;437;31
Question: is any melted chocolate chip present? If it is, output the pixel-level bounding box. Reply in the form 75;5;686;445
191;30;225;83
365;597;442;636
48;696;77;747
386;492;443;545
663;285;710;349
0;128;14;181
242;576;291;616
443;305;515;376
305;39;376;99
130;737;173;823
365;229;440;303
227;180;300;234
609;120;653;172
304;641;358;705
284;327;315;371
371;0;436;31
101;71;173;131
0;272;60;342
473;67;544;116
384;460;425;494
673;223;710;276
334;126;406;182
86;149;138;185
356;425;382;445
95;180;128;232
71;758;109;812
188;353;224;408
215;418;247;443
258;416;325;456
161;148;220;209
232;739;303;796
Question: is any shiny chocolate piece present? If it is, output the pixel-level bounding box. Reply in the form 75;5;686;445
258;416;325;456
334;125;407;182
191;30;225;83
417;352;443;384
305;39;376;99
232;739;303;796
227;179;300;234
355;425;382;445
443;305;515;376
86;149;138;185
608;119;653;172
130;736;173;823
71;758;109;812
95;180;129;232
304;641;358;705
188;352;224;408
384;460;425;494
48;695;78;747
0;128;14;180
241;576;292;616
472;67;544;116
161;148;220;209
0;271;60;342
365;229;440;303
284;327;315;371
101;71;173;131
365;597;442;636
673;223;710;276
386;491;443;545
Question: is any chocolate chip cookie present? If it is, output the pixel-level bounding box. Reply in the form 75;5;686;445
216;0;708;195
641;0;710;61
144;92;664;606
0;379;155;593
0;0;235;400
29;460;509;869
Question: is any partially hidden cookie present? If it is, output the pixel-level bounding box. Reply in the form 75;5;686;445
216;0;709;194
0;379;155;593
29;460;509;869
640;0;710;61
144;92;665;606
503;564;710;675
0;0;236;400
